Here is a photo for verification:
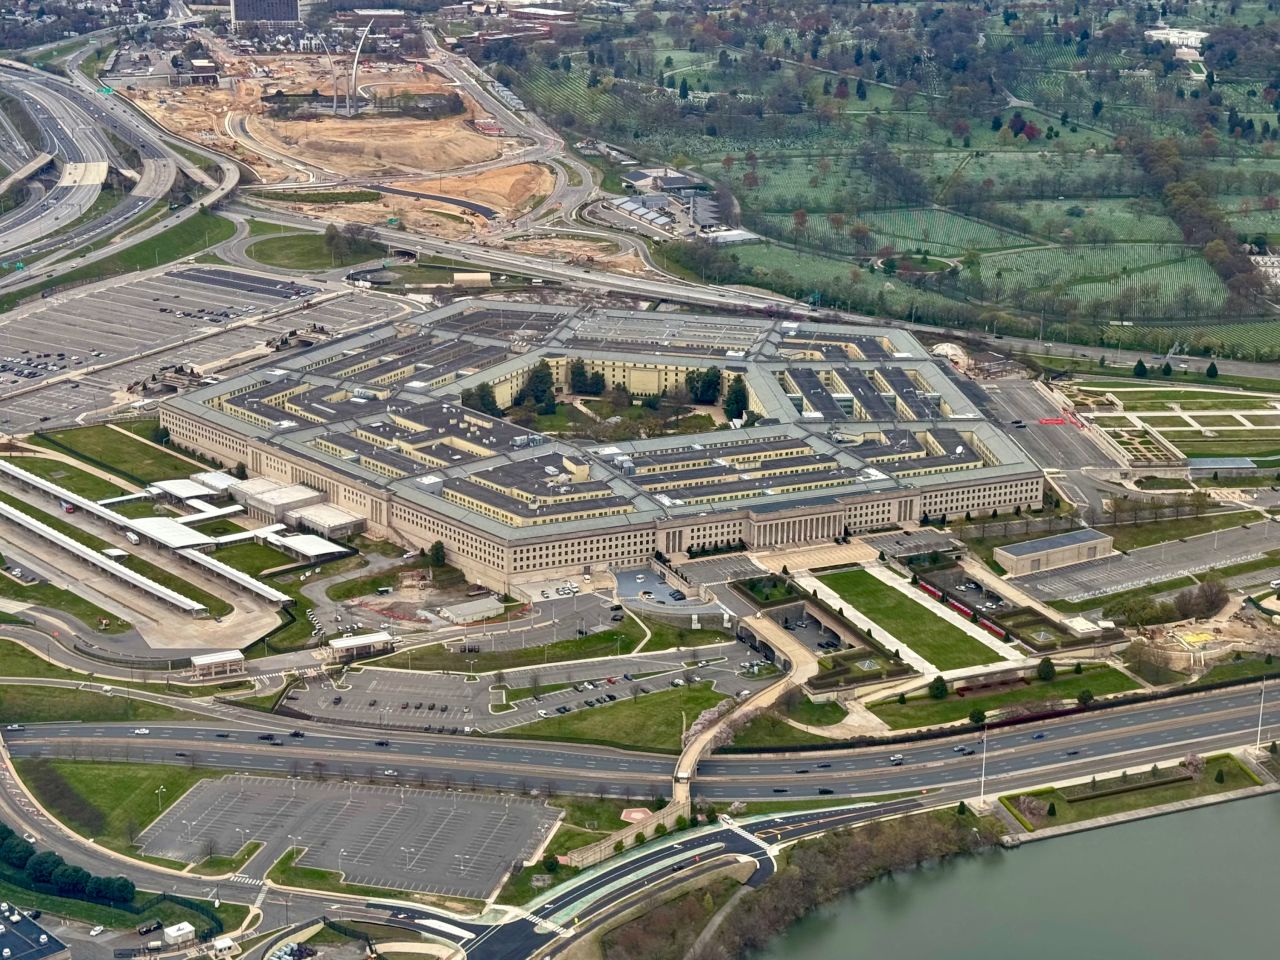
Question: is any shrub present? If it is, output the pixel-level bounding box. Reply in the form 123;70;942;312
928;675;948;699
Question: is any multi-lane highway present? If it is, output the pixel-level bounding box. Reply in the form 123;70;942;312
5;683;1276;801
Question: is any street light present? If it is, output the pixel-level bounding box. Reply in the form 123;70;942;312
1257;676;1268;748
154;784;166;813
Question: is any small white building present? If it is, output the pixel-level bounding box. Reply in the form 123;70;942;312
163;921;196;946
190;649;246;680
327;632;395;661
439;595;503;624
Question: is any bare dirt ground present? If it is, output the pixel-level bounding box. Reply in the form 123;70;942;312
258;164;556;237
398;163;554;217
123;53;518;182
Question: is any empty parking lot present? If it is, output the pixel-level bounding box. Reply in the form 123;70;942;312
0;267;395;431
137;774;558;899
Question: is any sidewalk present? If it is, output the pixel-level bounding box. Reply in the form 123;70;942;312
795;574;935;675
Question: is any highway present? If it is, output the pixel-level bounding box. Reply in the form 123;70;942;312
4;683;1276;801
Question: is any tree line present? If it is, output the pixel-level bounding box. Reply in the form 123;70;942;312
0;819;136;904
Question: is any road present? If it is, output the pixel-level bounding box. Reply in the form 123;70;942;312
6;683;1278;801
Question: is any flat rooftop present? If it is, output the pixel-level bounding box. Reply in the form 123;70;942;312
996;527;1113;556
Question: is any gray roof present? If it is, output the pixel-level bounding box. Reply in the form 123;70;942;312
996;527;1112;557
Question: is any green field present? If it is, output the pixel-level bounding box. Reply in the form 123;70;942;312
0;213;236;311
870;666;1137;728
13;758;218;858
32;425;199;483
0;576;129;633
247;234;383;270
212;542;295;576
1098;513;1250;551
731;712;832;748
818;570;1000;669
3;457;127;500
1003;755;1258;830
0;686;191;725
505;683;726;752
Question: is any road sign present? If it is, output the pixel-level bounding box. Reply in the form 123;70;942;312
14;262;24;270
387;217;399;225
97;86;113;94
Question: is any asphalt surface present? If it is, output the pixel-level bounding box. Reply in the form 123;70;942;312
8;684;1279;802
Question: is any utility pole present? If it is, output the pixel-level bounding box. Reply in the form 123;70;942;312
978;726;988;805
1257;677;1267;749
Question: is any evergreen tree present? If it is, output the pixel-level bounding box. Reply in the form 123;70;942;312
723;374;749;420
1206;361;1218;378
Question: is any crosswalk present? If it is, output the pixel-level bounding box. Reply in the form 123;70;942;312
227;873;263;887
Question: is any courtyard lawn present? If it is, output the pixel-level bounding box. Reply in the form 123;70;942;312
504;683;726;752
640;618;731;652
870;666;1138;729
32;425;199;483
818;570;1000;669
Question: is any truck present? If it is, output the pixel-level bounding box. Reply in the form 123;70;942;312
124;531;141;546
136;919;161;936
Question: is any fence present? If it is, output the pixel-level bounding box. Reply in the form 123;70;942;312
564;800;692;869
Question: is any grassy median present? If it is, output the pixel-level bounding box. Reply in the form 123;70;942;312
818;570;1000;669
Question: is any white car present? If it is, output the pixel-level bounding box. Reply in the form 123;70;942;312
537;709;549;718
4;725;23;731
21;834;34;843
89;926;104;937
132;728;150;736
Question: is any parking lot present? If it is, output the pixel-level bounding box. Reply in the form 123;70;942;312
671;555;765;587
981;380;1118;469
1013;519;1278;603
0;267;388;432
296;637;777;732
137;774;558;899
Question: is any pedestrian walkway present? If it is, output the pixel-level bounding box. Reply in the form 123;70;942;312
796;574;935;675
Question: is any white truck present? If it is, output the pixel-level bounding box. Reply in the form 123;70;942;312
124;531;141;545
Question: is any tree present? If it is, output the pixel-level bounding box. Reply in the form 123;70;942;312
723;375;749;421
568;358;589;394
1047;801;1057;817
428;541;447;566
24;850;63;884
956;800;968;816
896;692;907;705
1133;358;1148;378
1206;361;1218;378
1214;767;1225;784
1037;657;1056;682
0;836;32;869
459;382;503;417
678;77;689;99
1161;361;1173;377
51;864;90;897
542;853;560;873
968;708;986;725
233;462;248;480
1077;688;1095;707
1073;662;1083;675
928;675;948;699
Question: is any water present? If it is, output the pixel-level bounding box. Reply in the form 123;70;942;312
758;796;1280;959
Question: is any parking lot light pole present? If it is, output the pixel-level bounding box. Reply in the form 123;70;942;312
1257;677;1267;749
155;784;166;813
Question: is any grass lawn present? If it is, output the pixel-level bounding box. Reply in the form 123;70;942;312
0;213;236;312
190;517;249;537
373;624;643;673
3;457;126;499
870;666;1138;728
0;641;249;698
496;822;603;905
1098;512;1250;551
0;872;228;932
212;542;295;576
1003;754;1258;830
109;500;171;519
818;570;1000;669
247;234;382;270
1048;575;1197;615
267;848;482;911
641;618;730;652
785;694;847;726
737;792;919;816
0;576;129;633
13;758;218;859
731;712;832;748
32;425;199;483
118;556;232;618
504;683;726;752
0;686;193;724
191;841;263;876
1198;656;1280;684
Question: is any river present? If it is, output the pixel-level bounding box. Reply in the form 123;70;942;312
758;796;1280;959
